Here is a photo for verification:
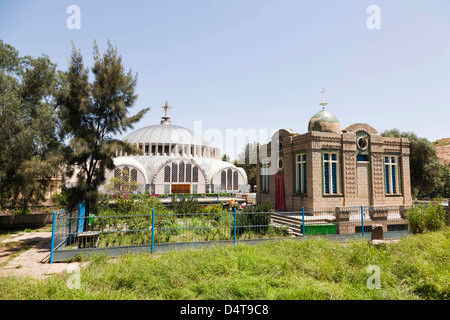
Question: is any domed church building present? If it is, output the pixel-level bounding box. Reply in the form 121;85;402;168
103;102;248;195
256;93;412;211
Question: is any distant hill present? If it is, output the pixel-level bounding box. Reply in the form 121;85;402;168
434;138;450;166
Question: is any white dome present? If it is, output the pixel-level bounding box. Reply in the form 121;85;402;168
123;123;208;147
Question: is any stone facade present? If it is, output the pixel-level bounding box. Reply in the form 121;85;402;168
257;120;413;212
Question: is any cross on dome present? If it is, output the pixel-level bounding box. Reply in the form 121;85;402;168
160;100;173;124
161;100;173;118
319;87;328;110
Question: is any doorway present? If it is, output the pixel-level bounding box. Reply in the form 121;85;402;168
171;184;191;194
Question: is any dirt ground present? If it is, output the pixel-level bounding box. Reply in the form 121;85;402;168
0;228;85;279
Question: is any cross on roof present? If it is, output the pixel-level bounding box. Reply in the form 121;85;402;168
319;87;328;110
161;100;173;118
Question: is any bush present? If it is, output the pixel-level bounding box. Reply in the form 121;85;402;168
115;195;136;214
242;199;274;213
171;195;202;214
201;204;227;214
233;200;274;237
408;200;448;234
13;207;31;215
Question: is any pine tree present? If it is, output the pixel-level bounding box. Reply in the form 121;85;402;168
58;40;149;222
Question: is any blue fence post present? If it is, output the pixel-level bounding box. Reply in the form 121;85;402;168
233;207;237;245
68;210;73;245
49;210;56;264
77;201;85;234
151;209;155;254
302;207;306;239
361;206;365;238
217;195;219;204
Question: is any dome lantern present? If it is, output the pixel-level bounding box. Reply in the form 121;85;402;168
308;88;340;133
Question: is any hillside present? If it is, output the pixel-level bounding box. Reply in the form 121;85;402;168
434;138;450;165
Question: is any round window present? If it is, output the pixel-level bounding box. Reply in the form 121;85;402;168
357;136;369;151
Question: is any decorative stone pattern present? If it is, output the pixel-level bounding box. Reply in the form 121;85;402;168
343;151;357;199
371;153;385;199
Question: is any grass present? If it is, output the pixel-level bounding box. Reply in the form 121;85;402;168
0;228;449;300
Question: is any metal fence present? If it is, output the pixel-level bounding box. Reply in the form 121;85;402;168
50;203;412;263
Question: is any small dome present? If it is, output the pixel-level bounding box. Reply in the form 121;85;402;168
308;110;340;133
123;123;208;147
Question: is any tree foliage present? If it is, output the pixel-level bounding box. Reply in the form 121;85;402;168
235;142;258;191
381;129;444;197
58;40;149;214
0;40;62;209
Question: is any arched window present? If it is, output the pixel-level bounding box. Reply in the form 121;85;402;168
221;171;226;190
227;169;232;190
131;169;137;182
179;162;185;182
233;171;238;190
172;163;178;182
114;169;121;191
193;166;198;183
186;163;192;182
130;169;138;191
123;166;130;182
164;165;171;182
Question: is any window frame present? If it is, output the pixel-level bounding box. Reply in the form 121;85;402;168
295;153;307;195
384;155;401;196
323;152;341;195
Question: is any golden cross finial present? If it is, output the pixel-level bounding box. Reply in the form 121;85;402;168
161;100;173;118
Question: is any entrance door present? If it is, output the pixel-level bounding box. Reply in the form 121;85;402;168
275;173;286;211
172;184;191;194
356;161;371;206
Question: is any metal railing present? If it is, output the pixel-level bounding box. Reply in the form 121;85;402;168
50;204;412;262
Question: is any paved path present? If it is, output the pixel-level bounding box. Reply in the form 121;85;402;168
0;232;85;279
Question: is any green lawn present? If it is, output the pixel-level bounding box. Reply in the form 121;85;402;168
0;228;448;300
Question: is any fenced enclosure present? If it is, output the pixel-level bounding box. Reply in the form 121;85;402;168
50;200;412;263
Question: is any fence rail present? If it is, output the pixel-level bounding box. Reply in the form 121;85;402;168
50;203;412;263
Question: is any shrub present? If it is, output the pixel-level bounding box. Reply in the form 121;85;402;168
233;200;274;237
171;195;202;214
201;204;227;214
242;199;274;213
13;207;31;215
141;196;167;213
115;195;136;214
408;200;447;234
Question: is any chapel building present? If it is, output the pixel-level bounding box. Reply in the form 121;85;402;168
256;100;412;212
